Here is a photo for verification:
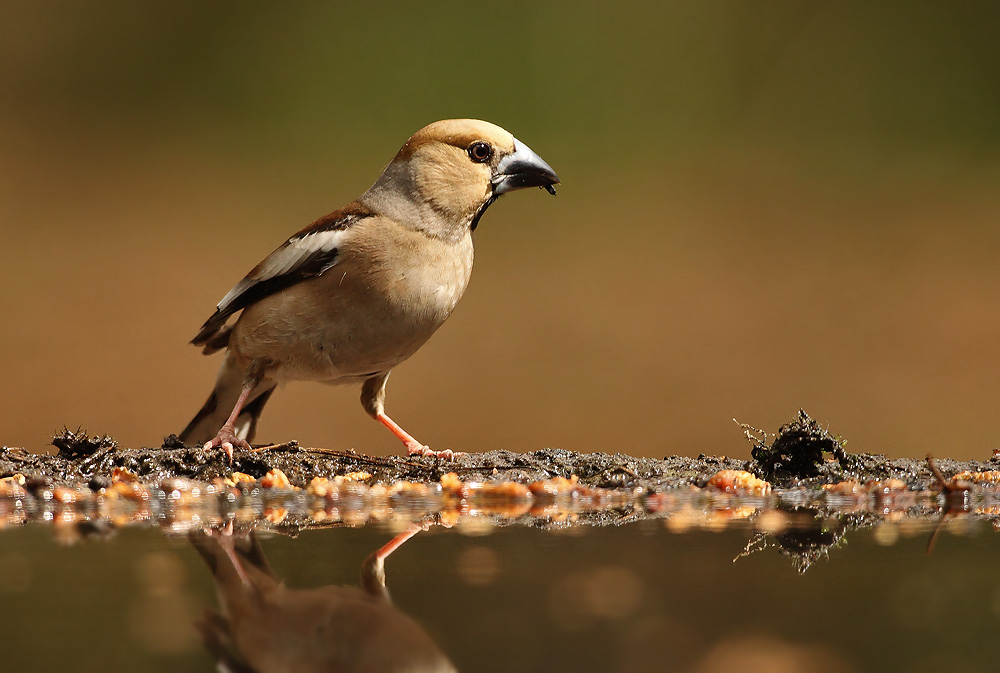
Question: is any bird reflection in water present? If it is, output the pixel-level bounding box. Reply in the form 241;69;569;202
189;524;456;673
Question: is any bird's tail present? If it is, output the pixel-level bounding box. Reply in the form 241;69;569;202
179;351;276;446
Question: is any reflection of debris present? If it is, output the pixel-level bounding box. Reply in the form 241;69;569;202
736;512;853;574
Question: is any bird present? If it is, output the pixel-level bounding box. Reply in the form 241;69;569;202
190;525;456;673
179;119;559;461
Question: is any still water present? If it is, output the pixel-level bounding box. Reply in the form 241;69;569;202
0;516;995;672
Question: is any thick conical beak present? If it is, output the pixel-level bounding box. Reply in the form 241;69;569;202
492;138;560;195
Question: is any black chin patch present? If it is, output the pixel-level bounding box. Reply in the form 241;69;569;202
471;195;498;231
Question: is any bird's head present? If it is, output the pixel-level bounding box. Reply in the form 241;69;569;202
363;119;559;239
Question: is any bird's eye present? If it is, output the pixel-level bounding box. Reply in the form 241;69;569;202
467;141;493;163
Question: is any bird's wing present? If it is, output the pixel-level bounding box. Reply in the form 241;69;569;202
192;204;374;348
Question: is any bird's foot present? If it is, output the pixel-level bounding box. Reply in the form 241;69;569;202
406;443;464;460
375;411;463;460
203;426;251;464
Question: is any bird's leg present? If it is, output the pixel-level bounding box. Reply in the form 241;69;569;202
203;380;254;463
204;363;265;463
361;373;463;460
360;522;429;601
200;522;253;588
377;412;465;460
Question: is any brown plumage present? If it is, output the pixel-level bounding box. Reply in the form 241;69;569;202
179;119;559;461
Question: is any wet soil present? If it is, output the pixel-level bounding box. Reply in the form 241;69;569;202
5;411;1000;573
3;410;998;492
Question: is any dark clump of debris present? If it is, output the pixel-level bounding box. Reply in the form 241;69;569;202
51;427;117;458
745;409;889;485
750;410;847;479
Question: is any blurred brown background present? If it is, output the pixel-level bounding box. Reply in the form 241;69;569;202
2;1;999;459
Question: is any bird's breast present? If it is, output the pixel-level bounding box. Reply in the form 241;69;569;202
230;228;475;384
391;235;474;319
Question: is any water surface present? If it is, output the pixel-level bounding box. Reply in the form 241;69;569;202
3;516;995;672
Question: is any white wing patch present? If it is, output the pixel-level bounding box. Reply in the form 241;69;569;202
257;229;347;279
216;228;350;314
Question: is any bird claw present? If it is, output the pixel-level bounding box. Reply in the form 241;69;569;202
406;443;464;460
203;427;251;464
202;519;236;538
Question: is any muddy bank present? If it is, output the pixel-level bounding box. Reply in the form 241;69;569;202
2;410;998;492
3;410;1000;575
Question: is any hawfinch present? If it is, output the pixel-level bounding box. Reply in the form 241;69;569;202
179;119;559;461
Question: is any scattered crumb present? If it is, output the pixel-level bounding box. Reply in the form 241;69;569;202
52;487;84;504
706;470;771;495
0;474;27;498
951;470;1000;485
870;479;908;494
226;472;257;487
528;475;579;496
307;476;335;497
476;481;532;499
108;480;150;502
823;481;863;495
336;471;372;483
260;469;293;490
440;472;464;493
112;467;139;484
